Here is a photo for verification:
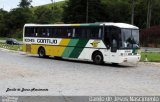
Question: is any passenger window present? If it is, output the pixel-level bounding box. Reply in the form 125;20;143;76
104;27;110;46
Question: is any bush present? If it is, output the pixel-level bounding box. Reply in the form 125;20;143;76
140;25;160;47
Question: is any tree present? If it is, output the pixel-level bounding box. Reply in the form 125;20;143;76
5;8;34;38
34;7;53;24
131;0;135;25
102;0;130;23
146;0;152;28
63;0;105;23
151;0;160;26
19;0;32;8
0;9;8;37
51;5;64;23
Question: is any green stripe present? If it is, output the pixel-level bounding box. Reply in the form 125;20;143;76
80;23;100;26
62;39;79;57
69;39;89;58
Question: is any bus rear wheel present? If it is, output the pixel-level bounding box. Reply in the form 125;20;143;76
93;52;104;65
54;56;62;60
38;47;46;58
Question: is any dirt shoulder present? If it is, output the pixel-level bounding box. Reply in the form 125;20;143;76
139;62;160;67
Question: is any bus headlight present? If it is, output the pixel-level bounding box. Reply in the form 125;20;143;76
120;53;124;56
120;53;127;56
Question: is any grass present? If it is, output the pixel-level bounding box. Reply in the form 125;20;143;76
0;42;22;51
141;52;160;62
0;37;7;40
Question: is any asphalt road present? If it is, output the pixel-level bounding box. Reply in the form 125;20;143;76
0;49;160;96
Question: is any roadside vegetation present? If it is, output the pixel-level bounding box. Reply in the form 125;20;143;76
0;42;22;51
141;52;160;62
0;37;6;40
0;37;22;41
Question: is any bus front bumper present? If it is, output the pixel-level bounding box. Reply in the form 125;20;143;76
123;55;141;63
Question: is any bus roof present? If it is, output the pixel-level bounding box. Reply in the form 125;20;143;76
24;22;139;29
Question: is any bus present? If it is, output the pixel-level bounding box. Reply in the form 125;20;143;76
23;23;141;64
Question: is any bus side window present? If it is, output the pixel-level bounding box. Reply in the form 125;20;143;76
62;28;68;38
86;28;91;38
52;28;56;37
29;27;34;37
74;27;88;38
104;27;110;47
72;28;75;37
55;28;62;38
55;28;67;38
35;28;38;37
67;28;72;38
38;27;43;37
110;27;120;49
32;27;38;37
55;28;60;38
81;27;89;39
42;28;46;37
47;28;51;37
25;27;29;37
75;28;81;38
61;28;65;38
90;27;100;39
33;28;35;37
98;28;102;39
81;28;86;38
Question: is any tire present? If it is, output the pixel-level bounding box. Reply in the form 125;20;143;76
93;52;104;65
112;63;119;66
38;47;46;58
54;56;62;60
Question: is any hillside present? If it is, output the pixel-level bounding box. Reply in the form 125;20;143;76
32;1;65;11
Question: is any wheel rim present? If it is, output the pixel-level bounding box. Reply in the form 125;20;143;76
39;49;45;57
95;55;102;63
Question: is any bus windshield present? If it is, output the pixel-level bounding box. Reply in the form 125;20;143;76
121;29;139;49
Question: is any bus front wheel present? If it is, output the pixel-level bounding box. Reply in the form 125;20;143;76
93;52;104;65
38;47;46;58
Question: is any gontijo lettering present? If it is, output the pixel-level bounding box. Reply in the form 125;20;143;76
37;39;57;44
24;38;58;44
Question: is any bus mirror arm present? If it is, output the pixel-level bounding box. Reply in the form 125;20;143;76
107;45;110;50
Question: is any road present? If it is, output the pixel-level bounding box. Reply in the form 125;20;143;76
0;48;160;96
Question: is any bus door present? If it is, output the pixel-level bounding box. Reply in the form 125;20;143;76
109;27;120;63
103;26;111;62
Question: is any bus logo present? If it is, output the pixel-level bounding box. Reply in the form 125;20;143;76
90;41;100;47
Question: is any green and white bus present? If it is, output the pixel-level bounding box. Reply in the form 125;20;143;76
23;22;140;64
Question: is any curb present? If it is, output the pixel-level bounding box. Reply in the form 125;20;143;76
139;62;160;67
0;48;26;55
